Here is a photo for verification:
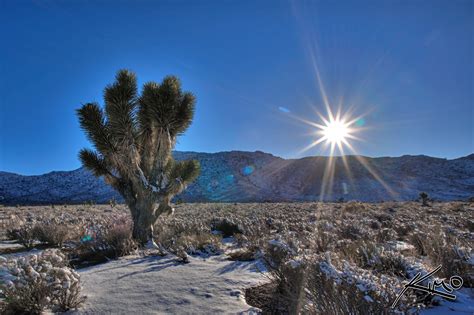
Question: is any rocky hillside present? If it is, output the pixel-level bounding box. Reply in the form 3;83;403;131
1;151;473;204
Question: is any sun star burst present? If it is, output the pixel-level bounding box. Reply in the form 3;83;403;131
320;117;351;146
302;107;361;156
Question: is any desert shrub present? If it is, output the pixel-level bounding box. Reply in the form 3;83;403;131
172;232;222;256
210;218;242;237
373;251;410;278
375;228;398;243
108;198;117;209
32;222;70;247
465;219;474;232
175;248;190;263
260;238;414;314
340;240;378;267
227;248;256;261
2;202;472;313
69;242;109;268
343;241;419;281
0;249;85;314
339;222;368;240
262;238;306;313
410;226;443;257
264;239;298;268
8;224;36;248
369;219;382;230
343;201;366;213
273;260;307;313
435;245;473;287
410;228;473;287
153;215;223;256
419;192;429;206
374;212;393;227
103;221;137;258
3;215;22;240
311;222;337;253
426;237;473;288
305;258;410;314
396;223;415;240
5;228;20;241
410;232;428;256
234;218;270;255
69;215;137;267
244;282;277;313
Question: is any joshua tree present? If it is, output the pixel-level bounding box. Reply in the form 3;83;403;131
77;70;200;246
419;192;429;206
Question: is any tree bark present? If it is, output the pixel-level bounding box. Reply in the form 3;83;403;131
130;201;155;245
126;192;174;246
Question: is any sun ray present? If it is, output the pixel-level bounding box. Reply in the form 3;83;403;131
327;143;337;198
319;155;331;200
288;1;395;200
339;146;355;197
299;136;328;155
295;105;390;201
283;64;394;201
345;134;363;141
343;145;397;198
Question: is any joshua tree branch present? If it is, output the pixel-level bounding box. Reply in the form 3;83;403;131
77;69;199;245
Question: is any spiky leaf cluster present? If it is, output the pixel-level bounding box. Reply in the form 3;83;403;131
77;70;199;204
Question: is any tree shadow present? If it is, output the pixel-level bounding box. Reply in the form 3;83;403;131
80;254;170;273
216;259;262;275
117;256;181;279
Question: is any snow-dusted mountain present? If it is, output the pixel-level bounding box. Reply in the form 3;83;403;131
1;151;473;204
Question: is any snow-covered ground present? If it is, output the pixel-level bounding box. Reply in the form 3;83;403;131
0;240;23;253
0;240;43;259
420;289;474;314
1;241;473;314
1;202;472;314
69;254;267;314
70;252;473;314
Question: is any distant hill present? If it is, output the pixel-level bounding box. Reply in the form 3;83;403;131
1;151;473;204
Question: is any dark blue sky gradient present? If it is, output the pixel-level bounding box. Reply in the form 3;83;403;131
1;0;472;174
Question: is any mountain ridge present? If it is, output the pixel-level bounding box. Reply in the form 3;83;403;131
1;150;473;204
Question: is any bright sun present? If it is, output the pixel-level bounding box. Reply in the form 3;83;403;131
321;118;350;145
300;109;361;155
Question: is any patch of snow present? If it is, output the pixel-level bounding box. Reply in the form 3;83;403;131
68;254;267;314
0;240;23;251
289;259;302;269
268;239;296;255
0;241;44;260
144;239;159;250
386;241;415;252
364;295;374;303
420;289;474;314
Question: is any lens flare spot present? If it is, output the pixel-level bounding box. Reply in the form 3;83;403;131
356;118;366;127
242;165;255;175
342;182;348;195
225;174;235;184
81;235;93;242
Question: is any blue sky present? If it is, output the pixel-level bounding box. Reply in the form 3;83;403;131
0;0;472;175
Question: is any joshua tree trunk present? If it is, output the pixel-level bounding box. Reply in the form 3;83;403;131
77;70;200;246
130;201;155;245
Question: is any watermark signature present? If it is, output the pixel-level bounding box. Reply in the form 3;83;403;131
392;265;463;308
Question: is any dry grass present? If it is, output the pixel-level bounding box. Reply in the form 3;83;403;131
0;201;472;313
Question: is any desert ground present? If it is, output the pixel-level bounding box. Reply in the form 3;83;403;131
0;201;473;314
